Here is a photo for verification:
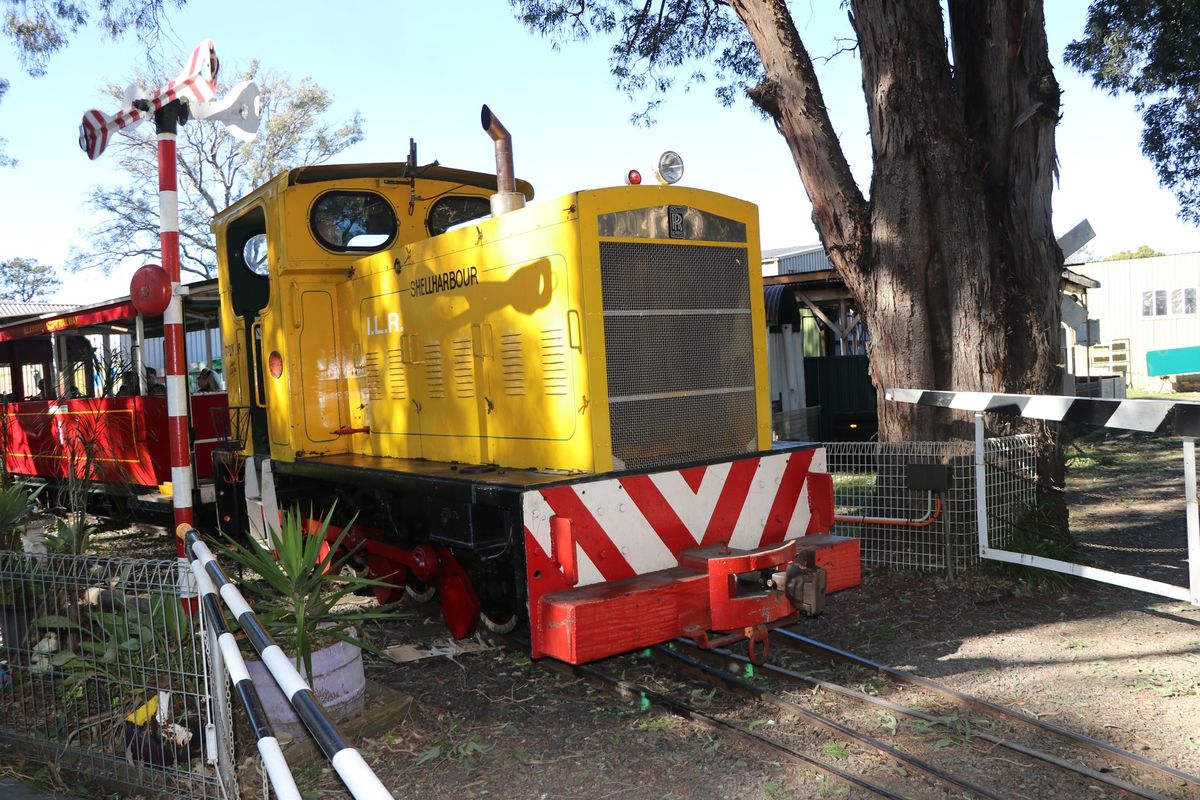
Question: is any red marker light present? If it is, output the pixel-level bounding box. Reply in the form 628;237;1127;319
626;169;642;185
269;351;283;378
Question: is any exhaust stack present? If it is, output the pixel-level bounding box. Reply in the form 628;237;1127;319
481;105;525;216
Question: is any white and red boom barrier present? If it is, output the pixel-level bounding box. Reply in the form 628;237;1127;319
79;40;219;161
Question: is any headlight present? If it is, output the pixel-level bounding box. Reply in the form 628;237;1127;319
655;151;684;185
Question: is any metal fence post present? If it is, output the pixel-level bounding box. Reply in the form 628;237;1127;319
1183;437;1200;606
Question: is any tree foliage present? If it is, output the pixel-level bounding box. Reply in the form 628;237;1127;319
70;63;364;280
0;257;62;301
2;1;188;167
1065;1;1200;225
1104;245;1165;261
513;0;760;124
3;0;183;76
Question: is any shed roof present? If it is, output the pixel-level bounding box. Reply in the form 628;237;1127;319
762;244;824;260
0;302;78;321
762;243;834;276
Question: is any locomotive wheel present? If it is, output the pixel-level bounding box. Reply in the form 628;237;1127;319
480;612;518;634
366;554;406;605
405;581;436;603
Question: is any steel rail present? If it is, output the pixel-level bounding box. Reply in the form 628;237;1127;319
774;628;1200;791
678;640;1174;800
490;634;904;799
652;644;1001;800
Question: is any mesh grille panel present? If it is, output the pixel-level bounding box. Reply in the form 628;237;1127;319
599;240;757;469
610;391;757;470
605;315;753;397
601;241;750;310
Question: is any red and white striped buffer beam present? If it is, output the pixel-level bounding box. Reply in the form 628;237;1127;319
78;40;219;160
522;447;835;662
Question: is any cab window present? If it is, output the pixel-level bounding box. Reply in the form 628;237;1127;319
427;195;491;236
310;191;398;252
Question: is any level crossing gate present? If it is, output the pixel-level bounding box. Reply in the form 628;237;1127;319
887;388;1200;606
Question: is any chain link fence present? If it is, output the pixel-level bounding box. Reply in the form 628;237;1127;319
826;435;1037;572
0;552;235;798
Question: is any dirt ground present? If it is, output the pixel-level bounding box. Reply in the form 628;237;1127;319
266;570;1189;800
70;433;1200;798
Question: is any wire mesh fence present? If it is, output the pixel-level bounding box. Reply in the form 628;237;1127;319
826;435;1037;571
0;552;235;798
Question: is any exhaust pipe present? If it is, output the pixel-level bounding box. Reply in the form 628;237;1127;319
481;105;525;216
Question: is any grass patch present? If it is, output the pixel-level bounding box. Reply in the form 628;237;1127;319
820;741;851;759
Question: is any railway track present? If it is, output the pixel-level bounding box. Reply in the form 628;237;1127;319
489;629;1200;799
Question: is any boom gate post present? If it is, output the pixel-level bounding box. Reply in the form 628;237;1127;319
78;40;260;613
154;100;197;608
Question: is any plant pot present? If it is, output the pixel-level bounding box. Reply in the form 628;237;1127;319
246;637;366;743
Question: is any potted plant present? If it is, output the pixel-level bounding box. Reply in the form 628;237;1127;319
218;506;392;740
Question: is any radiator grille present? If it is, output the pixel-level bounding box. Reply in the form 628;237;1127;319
600;241;757;470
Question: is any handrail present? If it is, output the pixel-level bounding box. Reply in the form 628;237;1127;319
182;526;395;800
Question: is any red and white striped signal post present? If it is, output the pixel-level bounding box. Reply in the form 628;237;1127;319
80;41;260;612
155;101;195;535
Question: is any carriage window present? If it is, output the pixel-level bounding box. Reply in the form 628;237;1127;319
427;196;491;236
310;191;398;253
243;233;269;275
21;364;43;399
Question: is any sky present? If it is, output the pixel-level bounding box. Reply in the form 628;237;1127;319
1;1;1198;306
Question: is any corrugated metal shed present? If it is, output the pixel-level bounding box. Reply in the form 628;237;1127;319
761;244;832;276
0;302;78;321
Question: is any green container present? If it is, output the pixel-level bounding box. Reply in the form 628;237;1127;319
1146;346;1200;377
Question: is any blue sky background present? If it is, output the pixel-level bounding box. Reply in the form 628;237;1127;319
1;1;1198;305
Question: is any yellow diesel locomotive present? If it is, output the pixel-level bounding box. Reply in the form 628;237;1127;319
212;108;833;663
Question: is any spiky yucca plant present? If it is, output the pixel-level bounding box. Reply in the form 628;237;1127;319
219;506;393;681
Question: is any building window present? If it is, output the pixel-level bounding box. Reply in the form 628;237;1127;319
1143;289;1169;316
21;364;43;399
1145;288;1199;317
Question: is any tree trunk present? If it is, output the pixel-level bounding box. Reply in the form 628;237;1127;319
730;0;1065;526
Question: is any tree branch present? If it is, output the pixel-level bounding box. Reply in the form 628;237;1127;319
728;0;868;270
